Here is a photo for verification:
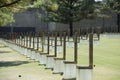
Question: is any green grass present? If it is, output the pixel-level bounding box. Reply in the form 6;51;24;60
0;45;62;80
78;37;120;80
57;36;120;80
54;36;120;80
62;36;120;80
0;36;120;80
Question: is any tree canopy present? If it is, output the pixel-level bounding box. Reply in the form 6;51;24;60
105;0;120;13
33;0;107;35
95;0;120;14
0;0;120;34
35;0;104;23
0;0;32;26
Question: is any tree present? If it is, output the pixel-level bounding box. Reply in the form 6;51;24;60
107;0;120;32
102;0;120;32
34;0;105;36
100;0;120;13
0;0;21;8
0;0;32;26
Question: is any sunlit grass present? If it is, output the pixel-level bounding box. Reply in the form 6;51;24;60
0;35;120;80
77;36;120;80
62;36;120;80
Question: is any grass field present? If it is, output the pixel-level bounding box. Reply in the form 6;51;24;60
59;34;120;80
93;36;120;80
0;44;63;80
0;34;120;80
78;35;120;80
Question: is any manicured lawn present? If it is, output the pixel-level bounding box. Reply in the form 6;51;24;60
0;44;62;80
77;36;120;80
57;34;120;80
0;34;120;80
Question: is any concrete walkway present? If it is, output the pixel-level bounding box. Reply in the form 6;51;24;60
0;43;62;80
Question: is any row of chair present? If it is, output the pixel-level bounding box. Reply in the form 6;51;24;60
1;31;98;80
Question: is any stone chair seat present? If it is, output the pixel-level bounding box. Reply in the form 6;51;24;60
23;46;28;48
64;61;77;64
40;52;48;55
76;65;93;69
35;50;42;53
54;57;65;60
47;55;56;57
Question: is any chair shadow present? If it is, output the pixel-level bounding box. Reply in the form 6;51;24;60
0;51;11;53
0;61;30;67
0;45;7;48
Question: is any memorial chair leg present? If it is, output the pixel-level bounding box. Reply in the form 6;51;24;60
76;68;93;80
38;53;41;63
62;63;76;80
22;47;26;55
24;48;27;56
39;54;47;65
29;49;33;59
31;50;35;60
36;52;40;62
53;59;64;75
33;51;37;61
46;56;55;69
34;51;37;61
19;46;23;54
27;49;31;58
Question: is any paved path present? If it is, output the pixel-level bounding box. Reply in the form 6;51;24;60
0;43;62;80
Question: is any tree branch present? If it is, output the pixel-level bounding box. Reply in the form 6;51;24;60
0;0;21;8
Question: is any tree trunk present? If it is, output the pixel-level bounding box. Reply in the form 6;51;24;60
69;21;73;37
117;14;120;32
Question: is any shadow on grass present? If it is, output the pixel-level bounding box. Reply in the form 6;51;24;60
0;51;11;53
0;45;7;48
0;61;30;67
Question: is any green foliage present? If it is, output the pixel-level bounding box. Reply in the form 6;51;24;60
33;0;53;9
0;0;32;26
107;0;120;13
33;0;108;36
0;8;15;26
100;0;120;14
33;0;44;8
34;0;107;24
